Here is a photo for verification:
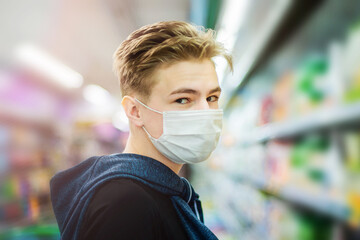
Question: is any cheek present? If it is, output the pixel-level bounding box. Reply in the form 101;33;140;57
144;114;163;139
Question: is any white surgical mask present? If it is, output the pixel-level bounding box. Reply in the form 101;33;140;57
135;98;223;164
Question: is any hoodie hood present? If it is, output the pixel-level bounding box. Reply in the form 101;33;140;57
50;153;218;240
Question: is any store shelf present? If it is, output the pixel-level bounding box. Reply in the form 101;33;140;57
223;0;325;110
0;223;60;240
0;102;56;135
215;0;360;238
232;174;351;223
244;102;360;144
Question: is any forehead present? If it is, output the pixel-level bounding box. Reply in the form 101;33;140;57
151;59;219;95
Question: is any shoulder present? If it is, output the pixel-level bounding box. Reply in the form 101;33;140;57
91;178;159;211
79;178;162;239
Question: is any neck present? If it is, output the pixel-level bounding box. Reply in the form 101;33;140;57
122;130;183;175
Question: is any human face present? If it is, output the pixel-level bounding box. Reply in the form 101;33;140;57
138;59;221;138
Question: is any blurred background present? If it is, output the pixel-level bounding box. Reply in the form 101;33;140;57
0;0;360;239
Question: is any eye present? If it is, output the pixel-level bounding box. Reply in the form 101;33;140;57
206;95;219;102
175;98;190;104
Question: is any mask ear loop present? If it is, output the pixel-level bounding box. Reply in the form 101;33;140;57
134;98;163;114
142;125;155;139
134;98;163;139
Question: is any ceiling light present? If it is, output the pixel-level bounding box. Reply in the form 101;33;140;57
83;84;112;106
14;44;83;88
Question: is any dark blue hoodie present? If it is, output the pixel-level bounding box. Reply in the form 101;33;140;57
49;153;218;240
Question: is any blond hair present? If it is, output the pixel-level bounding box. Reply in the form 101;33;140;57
113;21;232;101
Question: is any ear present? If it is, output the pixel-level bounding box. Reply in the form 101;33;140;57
121;96;144;127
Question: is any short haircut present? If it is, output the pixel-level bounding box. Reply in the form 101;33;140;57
113;21;233;101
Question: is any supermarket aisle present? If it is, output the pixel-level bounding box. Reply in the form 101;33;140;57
0;0;191;239
0;0;360;240
194;0;360;239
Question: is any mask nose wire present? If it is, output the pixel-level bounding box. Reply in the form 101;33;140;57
135;98;163;114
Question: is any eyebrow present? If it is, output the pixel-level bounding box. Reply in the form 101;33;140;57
169;86;222;96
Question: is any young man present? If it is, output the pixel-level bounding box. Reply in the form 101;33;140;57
50;21;232;240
